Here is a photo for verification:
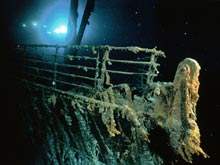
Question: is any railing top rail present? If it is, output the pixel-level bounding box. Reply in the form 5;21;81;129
16;44;166;58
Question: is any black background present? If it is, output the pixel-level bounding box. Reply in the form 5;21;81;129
2;0;220;164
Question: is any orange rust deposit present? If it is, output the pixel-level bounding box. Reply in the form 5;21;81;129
11;45;208;164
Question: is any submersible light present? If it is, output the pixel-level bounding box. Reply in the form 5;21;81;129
53;25;67;34
38;1;71;44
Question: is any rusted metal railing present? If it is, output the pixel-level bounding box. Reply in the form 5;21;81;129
12;44;165;93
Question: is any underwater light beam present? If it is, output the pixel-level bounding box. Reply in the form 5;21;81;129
30;0;94;45
38;1;71;44
54;25;67;34
32;21;37;26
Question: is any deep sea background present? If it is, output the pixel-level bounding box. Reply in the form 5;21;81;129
2;0;220;164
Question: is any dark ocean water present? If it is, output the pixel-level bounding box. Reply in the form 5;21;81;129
2;0;219;164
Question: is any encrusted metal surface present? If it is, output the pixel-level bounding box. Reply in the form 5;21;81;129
11;44;208;164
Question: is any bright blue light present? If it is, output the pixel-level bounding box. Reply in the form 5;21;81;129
17;0;95;45
39;1;71;44
53;25;67;34
32;21;37;26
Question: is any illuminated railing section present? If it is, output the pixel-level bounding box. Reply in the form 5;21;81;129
11;44;209;163
12;44;165;93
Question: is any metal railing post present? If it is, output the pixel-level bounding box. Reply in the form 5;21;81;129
53;45;59;88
